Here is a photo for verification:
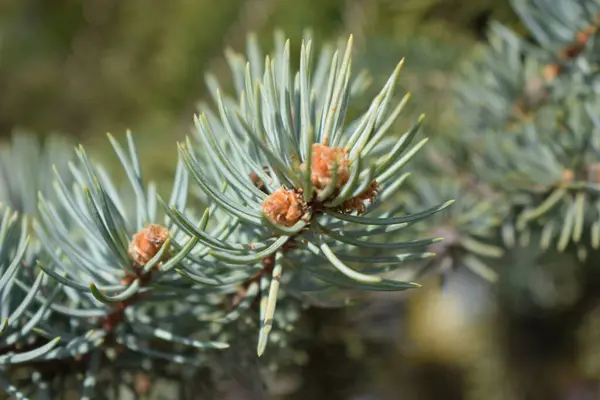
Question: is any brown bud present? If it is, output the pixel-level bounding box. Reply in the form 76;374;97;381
128;224;170;267
134;372;152;395
561;169;575;183
543;64;561;82
560;43;585;59
302;143;350;191
560;28;593;60
576;29;591;45
262;188;307;227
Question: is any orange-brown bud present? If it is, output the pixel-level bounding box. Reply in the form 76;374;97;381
128;224;170;267
543;64;561;81
561;169;575;183
134;372;152;395
303;143;350;190
262;188;307;227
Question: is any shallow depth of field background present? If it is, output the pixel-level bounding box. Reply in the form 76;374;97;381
3;1;600;399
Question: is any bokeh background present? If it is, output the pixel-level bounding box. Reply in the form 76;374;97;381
5;1;600;399
0;0;516;182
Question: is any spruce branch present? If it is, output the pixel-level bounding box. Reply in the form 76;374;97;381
13;131;232;396
457;0;600;256
170;32;453;356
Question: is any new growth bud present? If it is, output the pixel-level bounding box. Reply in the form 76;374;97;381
128;224;170;267
305;143;350;190
262;188;307;227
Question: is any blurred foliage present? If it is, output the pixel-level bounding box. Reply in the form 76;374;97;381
0;0;516;183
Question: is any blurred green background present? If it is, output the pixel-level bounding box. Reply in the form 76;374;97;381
0;0;517;183
10;1;600;399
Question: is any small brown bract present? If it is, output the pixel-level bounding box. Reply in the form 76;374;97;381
128;224;170;267
262;188;307;227
250;171;265;191
586;163;600;184
250;166;272;193
302;143;350;191
337;180;379;215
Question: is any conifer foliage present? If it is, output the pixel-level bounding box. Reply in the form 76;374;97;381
456;0;600;256
396;0;600;291
0;31;446;398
